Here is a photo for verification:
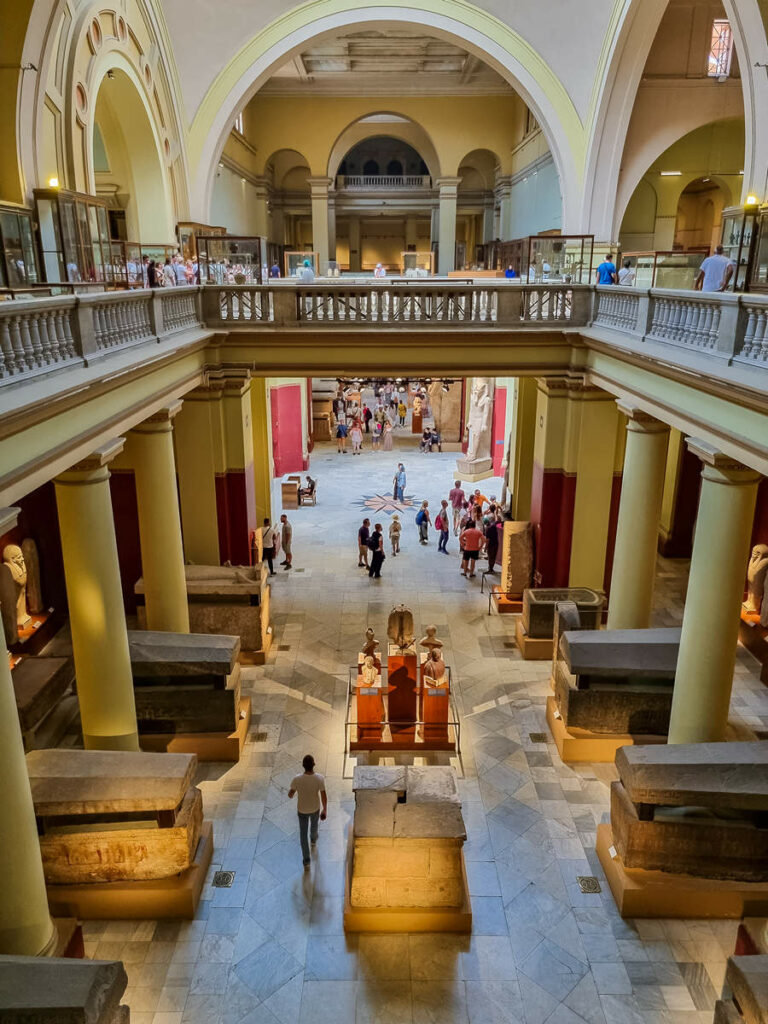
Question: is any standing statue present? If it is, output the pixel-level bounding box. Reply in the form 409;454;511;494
3;544;30;627
745;544;768;627
418;625;443;654
427;381;444;434
387;604;415;650
465;378;494;463
422;648;447;686
21;538;43;615
362;627;380;658
360;655;378;687
0;562;17;646
413;395;423;417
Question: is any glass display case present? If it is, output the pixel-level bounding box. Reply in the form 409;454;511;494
493;239;527;277
400;251;434;277
623;250;709;290
198;235;265;284
284;251;319;278
177;222;227;261
0;203;40;288
110;242;178;287
34;188;122;287
721;205;758;291
747;208;768;293
528;235;594;284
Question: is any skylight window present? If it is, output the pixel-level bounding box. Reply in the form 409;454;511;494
708;19;733;77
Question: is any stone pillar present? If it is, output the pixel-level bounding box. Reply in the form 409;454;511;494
348;217;361;272
510;377;538;520
607;404;670;629
668;440;761;744
405;217;418;250
496;176;512;240
252;177;270;239
436;177;461;275
250;377;273;526
482;198;495;243
174;390;221;565
327;191;337;262
129;403;190;633
308;176;332;272
0;506;57;956
55;441;139;751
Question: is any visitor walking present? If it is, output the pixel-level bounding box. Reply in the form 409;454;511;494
389;515;401;556
416;501;431;544
696;245;735;292
397;400;407;426
436;500;450;553
288;754;327;869
595;253;617;285
617;258;636;286
358;518;371;568
350;418;363;455
280;513;293;570
336;418;348;454
363;404;372;432
382;421;393;451
395;463;406;502
459;520;485;578
449;480;465;535
162;259;176;287
368;523;385;579
261;517;278;576
484;513;499;573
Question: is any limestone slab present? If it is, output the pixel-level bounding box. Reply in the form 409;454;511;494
127;629;240;676
726;955;768;1024
394;803;466;841
352;765;406;793
0;956;127;1024
615;742;768;811
353;790;397;837
27;749;196;815
404;765;460;804
561;627;681;677
12;656;74;732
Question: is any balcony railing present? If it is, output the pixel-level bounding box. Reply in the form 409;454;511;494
335;174;432;189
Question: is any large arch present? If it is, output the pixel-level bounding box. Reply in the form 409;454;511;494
185;0;584;227
326;115;441;180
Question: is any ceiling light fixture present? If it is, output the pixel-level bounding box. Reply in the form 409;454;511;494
660;171;682;177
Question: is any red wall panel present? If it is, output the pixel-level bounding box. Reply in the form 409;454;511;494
530;461;576;587
492;386;507;477
271;384;304;477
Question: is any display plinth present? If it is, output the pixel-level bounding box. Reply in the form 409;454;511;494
490;587;523;614
356;676;384;744
455;458;493;483
411;412;423;434
387;645;418;739
139;696;251;762
422;687;450;743
546;696;666;763
596;824;768;920
53;917;84;958
46;821;213;920
515;619;554;660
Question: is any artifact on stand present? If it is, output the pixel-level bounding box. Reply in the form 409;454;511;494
362;627;380;658
597;743;768;919
516;587;603;660
744;544;768;628
418;624;443;655
491;520;533;613
420;649;449;743
360;655;378;687
3;544;30;628
387;604;415;651
456;377;494;482
345;765;471;932
356;655;384;744
128;629;248;762
29;748;213;919
421;648;447;686
135;563;272;663
546;627;679;762
21;537;44;615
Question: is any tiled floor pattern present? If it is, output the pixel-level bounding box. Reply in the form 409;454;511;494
83;432;768;1024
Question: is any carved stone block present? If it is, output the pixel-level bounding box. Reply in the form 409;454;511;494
522;587;603;639
500;521;533;597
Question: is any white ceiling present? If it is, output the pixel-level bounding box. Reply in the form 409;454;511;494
262;29;512;96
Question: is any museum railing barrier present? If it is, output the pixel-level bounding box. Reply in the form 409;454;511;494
335;174;432;189
0;285;202;381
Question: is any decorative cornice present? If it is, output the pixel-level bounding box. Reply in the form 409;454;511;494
616;400;669;433
686;437;762;483
0;507;21;534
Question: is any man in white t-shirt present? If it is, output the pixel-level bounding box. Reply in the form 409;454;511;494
288;754;327;868
696;245;735;292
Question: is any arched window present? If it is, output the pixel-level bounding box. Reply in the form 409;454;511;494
363;159;380;176
386;159;403;176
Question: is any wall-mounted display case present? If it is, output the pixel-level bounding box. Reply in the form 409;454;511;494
177;222;227;261
34;188;122;287
721;205;758;291
0;203;40;288
284;251;319;278
400;251;434;277
623;250;709;290
198;235;265;284
488;235;595;284
747;207;768;293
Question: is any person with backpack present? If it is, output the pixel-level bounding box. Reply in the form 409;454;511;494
368;523;385;579
416;501;431;544
435;499;450;553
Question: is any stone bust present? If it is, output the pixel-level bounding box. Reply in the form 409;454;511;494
419;624;443;653
361;655;378;686
3;544;30;628
745;543;768;626
362;627;380;658
422;648;447;686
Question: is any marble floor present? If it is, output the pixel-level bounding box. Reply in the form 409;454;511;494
83;430;768;1024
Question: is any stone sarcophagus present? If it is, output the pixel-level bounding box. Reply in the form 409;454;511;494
522;588;603;639
128;630;241;735
554;627;680;736
610;742;768;882
715;955;768;1024
29;749;203;884
345;765;471;932
0;957;130;1024
11;655;77;751
135;564;272;662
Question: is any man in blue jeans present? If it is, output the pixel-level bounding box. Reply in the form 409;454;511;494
396;463;406;502
288;754;327;869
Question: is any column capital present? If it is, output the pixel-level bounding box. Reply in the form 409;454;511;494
307;176;333;197
131;401;183;435
0;506;21;534
56;439;125;483
617;401;670;434
435;176;462;195
686;437;762;485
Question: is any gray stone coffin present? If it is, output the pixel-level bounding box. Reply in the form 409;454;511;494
715;955;768;1024
128;630;241;734
0;955;129;1023
12;656;75;748
554;627;680;735
522;587;603;639
611;743;768;882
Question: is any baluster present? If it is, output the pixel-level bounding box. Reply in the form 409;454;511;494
742;308;757;356
8;316;28;371
0;318;14;376
27;313;45;366
37;311;54;364
18;313;36;366
752;311;767;358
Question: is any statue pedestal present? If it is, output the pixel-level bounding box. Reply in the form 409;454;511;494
455;458;493;483
412;412;423;434
387;644;418;740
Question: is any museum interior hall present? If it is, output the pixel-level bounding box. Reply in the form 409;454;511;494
3;1;768;1022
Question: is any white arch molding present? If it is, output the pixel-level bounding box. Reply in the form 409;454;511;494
187;3;584;228
325;113;443;180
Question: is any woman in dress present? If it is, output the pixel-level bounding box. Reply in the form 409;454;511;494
350;417;364;455
381;420;393;451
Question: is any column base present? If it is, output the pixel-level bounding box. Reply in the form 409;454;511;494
83;732;140;752
455;458;493;483
546;696;666;764
597;823;768;919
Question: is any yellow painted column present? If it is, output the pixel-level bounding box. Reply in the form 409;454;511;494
308;177;332;272
250;377;273;525
174;389;221;565
0;506;56;956
55;441;139;751
568;384;621;590
510;377;537;521
607;404;670;629
129;403;190;633
668;440;761;744
436;177;461;275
